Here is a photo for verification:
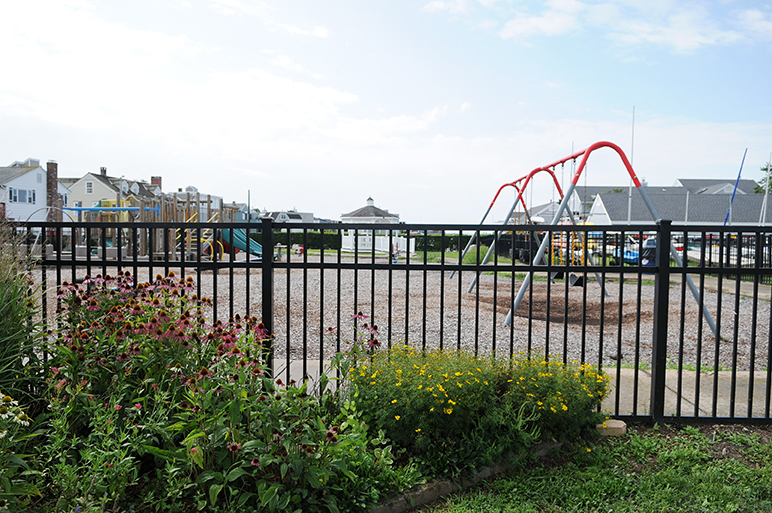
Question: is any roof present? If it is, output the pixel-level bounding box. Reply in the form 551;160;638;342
594;189;772;224
264;211;304;220
0;166;36;185
342;205;398;218
72;172;159;200
673;178;758;195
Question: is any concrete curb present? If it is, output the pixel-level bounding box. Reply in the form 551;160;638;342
368;441;563;513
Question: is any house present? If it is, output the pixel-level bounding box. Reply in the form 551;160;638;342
585;187;772;226
673;178;758;196
0;158;70;222
230;203;261;222
341;197;400;224
62;167;162;210
167;186;223;222
261;209;315;224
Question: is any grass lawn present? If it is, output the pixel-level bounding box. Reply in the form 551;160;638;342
421;423;772;513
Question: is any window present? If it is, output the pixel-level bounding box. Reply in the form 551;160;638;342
9;188;36;204
37;173;43;183
86;181;94;194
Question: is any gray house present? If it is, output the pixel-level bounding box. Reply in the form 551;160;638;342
586;188;772;226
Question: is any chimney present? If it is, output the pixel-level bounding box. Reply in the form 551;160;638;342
151;176;162;191
100;167;107;176
46;161;59;221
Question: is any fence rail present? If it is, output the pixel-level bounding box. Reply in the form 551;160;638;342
12;219;772;425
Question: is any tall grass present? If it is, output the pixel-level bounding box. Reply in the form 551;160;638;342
0;223;44;408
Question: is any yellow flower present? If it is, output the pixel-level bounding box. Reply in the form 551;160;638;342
391;399;398;404
417;384;423;389
415;428;421;433
444;407;453;414
395;415;401;420
447;399;456;405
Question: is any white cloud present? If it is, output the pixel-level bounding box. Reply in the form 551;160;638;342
737;8;772;40
610;8;742;53
500;10;579;40
433;0;757;54
423;0;470;15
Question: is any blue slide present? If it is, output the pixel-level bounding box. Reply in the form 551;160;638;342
219;228;263;257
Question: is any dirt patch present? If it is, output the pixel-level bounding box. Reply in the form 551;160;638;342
475;281;653;327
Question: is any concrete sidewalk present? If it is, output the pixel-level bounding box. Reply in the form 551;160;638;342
604;367;771;419
668;273;772;301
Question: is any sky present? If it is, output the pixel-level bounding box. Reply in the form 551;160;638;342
1;0;771;224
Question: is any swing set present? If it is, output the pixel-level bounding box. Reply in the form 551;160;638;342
463;140;717;337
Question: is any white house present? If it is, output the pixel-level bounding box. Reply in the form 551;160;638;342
340;197;411;255
341;197;400;224
0;158;70;222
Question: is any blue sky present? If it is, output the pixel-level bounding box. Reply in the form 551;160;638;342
1;0;771;223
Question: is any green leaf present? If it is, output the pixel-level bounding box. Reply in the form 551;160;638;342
208;483;223;506
164;421;189;432
182;429;207;445
226;467;249;483
260;484;279;507
280;462;288;480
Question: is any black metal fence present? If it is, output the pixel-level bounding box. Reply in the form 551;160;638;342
11;219;772;425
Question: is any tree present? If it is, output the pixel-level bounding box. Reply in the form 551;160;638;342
753;163;772;193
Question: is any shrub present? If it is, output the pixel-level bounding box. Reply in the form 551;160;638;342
343;345;609;478
25;272;419;512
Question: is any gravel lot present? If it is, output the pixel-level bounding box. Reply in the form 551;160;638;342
35;256;771;371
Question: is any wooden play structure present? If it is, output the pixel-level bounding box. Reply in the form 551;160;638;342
62;191;248;261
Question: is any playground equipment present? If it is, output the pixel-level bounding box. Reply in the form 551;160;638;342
58;192;244;261
459;165;606;292
219;228;263;258
503;141;717;338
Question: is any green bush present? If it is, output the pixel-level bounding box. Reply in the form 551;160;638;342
343;345;609;478
22;272;419;512
248;230;342;251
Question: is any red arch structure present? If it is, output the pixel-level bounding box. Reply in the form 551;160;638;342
453;167;567;280
504;141;716;337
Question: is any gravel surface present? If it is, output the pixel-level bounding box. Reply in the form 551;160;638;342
34;256;771;371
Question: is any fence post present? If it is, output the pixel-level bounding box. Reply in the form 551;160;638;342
261;218;275;375
651;219;671;423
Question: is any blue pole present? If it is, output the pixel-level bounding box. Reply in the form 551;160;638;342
724;148;748;226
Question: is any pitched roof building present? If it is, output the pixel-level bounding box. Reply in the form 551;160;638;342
341;197;400;224
0;158;71;222
586;188;772;225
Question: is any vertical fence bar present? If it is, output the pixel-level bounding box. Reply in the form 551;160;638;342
651;219;671;424
261;218;274;375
